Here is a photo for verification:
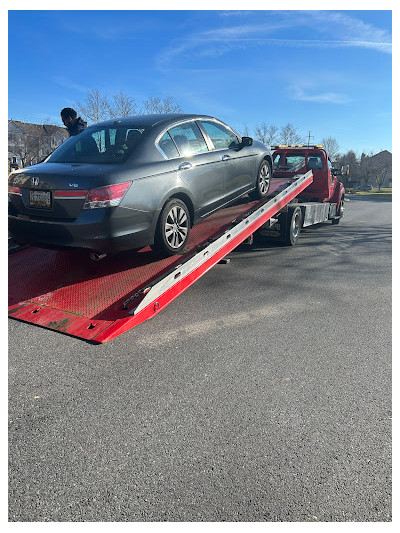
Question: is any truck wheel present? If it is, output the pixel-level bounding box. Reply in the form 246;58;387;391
332;198;344;225
281;206;302;245
249;160;271;200
153;198;190;255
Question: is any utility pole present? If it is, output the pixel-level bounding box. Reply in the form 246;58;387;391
306;131;313;146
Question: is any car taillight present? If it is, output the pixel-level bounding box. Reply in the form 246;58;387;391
83;181;132;209
8;185;22;195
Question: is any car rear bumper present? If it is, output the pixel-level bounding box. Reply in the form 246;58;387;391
8;206;156;254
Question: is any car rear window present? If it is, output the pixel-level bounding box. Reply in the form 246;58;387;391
47;125;148;164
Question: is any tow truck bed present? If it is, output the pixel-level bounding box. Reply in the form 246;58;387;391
8;172;312;343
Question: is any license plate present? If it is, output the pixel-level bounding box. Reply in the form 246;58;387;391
29;190;52;208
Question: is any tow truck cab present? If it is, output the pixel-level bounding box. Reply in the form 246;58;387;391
272;145;345;209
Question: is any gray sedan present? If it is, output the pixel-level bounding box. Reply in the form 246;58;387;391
8;114;272;257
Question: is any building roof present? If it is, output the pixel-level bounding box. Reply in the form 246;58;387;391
8;119;68;140
369;150;392;162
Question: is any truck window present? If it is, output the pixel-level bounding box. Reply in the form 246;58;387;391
273;153;284;168
307;155;324;169
286;154;306;171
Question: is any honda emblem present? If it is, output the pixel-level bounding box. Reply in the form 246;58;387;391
31;177;39;186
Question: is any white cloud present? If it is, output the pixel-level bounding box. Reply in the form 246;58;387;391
289;86;352;104
156;10;392;70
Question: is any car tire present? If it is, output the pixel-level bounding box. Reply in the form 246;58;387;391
249;160;271;200
153;198;190;255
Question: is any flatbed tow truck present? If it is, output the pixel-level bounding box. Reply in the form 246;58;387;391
8;145;344;344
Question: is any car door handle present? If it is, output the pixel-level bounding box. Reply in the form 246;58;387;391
222;155;231;161
179;162;192;171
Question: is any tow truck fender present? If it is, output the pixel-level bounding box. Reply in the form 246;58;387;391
331;182;345;211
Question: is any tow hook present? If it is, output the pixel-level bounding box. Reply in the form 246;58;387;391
89;252;108;262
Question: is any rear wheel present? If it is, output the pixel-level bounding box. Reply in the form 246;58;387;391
249;160;271;200
281;206;302;245
153;198;190;255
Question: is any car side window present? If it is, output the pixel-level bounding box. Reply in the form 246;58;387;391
167;122;208;157
200;121;239;150
158;132;179;159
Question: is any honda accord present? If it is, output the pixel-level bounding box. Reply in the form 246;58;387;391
8;114;272;257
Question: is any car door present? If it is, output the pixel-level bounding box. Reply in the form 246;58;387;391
198;119;257;202
159;121;227;218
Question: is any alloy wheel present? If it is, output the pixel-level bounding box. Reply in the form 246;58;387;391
259;163;271;195
164;205;189;249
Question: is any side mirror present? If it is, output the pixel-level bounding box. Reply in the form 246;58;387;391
331;168;341;176
241;136;253;147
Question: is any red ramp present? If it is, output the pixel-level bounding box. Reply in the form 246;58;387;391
8;174;312;343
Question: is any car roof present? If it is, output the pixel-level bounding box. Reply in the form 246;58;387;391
92;114;216;129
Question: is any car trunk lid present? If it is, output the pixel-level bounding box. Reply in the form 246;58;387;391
9;162;108;220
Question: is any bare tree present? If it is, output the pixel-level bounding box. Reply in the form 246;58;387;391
254;122;279;146
75;90;183;123
76;89;110;124
241;124;250;137
278;123;302;145
109;91;137;118
11;133;37;167
141;96;183;114
359;152;376;186
321;137;340;162
376;159;391;191
336;150;360;185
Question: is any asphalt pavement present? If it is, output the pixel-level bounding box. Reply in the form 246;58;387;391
8;196;392;522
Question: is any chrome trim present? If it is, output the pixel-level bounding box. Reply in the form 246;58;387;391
178;162;192;171
54;196;87;200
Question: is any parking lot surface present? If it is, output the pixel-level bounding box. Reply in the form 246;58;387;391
9;196;391;521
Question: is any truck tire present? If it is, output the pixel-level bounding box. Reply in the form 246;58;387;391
153;198;190;255
332;198;344;225
281;206;302;245
249;160;271;200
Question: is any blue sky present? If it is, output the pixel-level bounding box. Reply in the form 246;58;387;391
8;9;392;155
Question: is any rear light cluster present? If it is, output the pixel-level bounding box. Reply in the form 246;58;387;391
83;181;132;210
8;185;22;195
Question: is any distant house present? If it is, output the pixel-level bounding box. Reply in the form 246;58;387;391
8;119;68;169
369;150;392;187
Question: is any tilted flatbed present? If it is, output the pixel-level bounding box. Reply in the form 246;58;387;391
8;173;313;343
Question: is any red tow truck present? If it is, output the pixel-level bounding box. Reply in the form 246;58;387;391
8;145;345;343
258;144;345;244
